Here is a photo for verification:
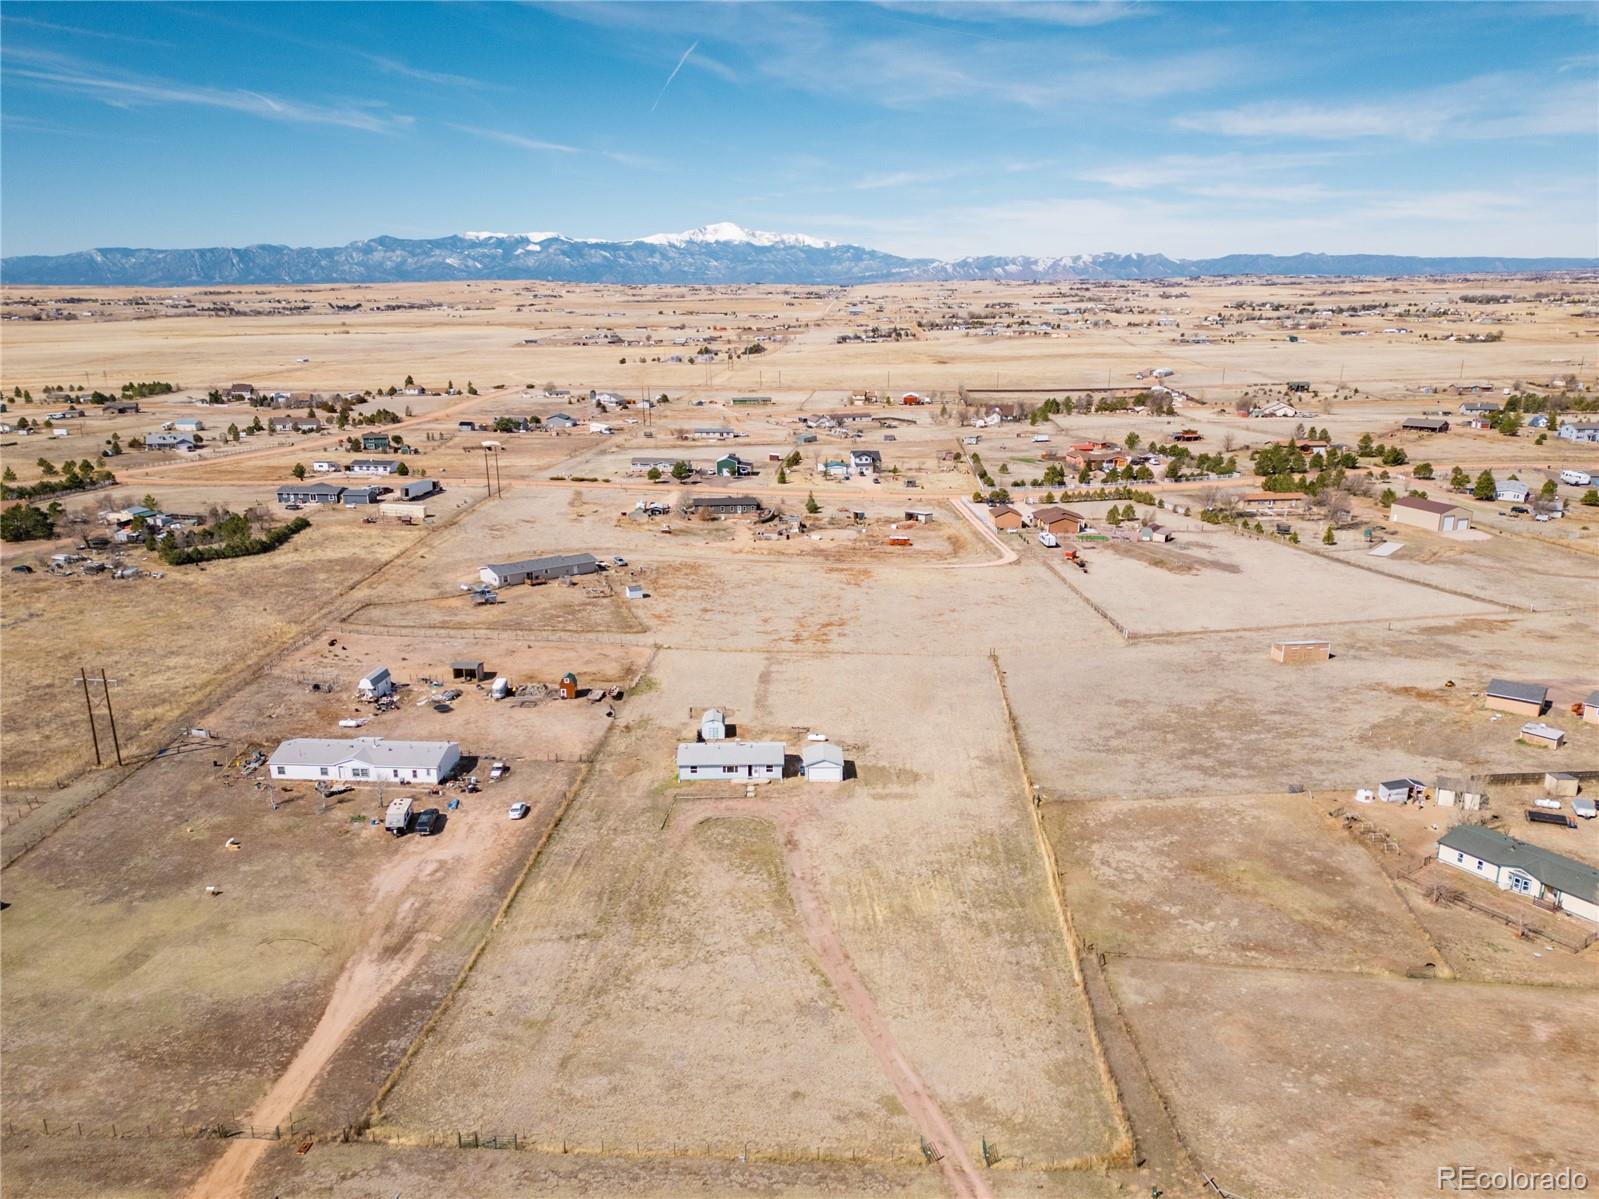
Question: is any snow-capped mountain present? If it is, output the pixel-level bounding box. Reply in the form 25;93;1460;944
636;222;836;249
2;226;1591;286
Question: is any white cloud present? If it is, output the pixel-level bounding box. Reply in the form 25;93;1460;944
446;122;658;169
1178;72;1598;141
3;48;412;133
782;181;1595;259
878;2;1147;28
446;123;581;154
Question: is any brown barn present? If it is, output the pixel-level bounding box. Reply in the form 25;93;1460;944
1031;505;1088;535
991;504;1024;531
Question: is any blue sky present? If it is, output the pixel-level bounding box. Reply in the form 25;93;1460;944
2;1;1596;259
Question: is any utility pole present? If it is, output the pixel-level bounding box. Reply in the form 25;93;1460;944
100;667;123;767
493;449;503;496
483;450;492;496
80;667;102;767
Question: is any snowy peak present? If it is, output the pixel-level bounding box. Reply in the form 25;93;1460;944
4;231;1592;287
637;222;835;249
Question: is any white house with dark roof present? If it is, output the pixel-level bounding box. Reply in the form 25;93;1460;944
478;552;599;588
1437;824;1599;925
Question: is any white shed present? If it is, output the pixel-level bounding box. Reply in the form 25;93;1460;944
800;742;845;782
357;666;394;698
701;708;727;741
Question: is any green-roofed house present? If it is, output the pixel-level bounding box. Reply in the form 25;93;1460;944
1437;824;1599;926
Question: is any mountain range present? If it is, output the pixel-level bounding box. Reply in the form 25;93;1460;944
3;222;1593;287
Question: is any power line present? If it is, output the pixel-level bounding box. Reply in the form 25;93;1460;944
100;666;123;767
79;667;103;768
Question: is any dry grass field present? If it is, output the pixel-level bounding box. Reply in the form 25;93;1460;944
0;632;644;1195
1110;957;1599;1198
379;649;1122;1170
1046;793;1443;973
0;513;423;788
2;274;1596;1199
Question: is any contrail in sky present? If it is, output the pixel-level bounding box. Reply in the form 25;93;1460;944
650;40;698;112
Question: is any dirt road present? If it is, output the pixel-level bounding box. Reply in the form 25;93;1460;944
183;808;515;1199
947;499;1019;569
675;799;993;1199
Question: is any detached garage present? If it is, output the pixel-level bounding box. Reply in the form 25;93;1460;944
1390;496;1471;533
801;742;845;782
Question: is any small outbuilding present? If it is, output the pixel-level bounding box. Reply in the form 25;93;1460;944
1485;679;1547;718
701;708;727;742
559;672;579;700
1583;690;1599;725
991;504;1024;531
1545;772;1580;798
1520;722;1566;749
451;660;487;682
357;666;395;699
1435;776;1485;811
800;742;845;782
1271;639;1330;664
1377;778;1423;804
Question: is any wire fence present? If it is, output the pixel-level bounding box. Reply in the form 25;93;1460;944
3;1116;294;1143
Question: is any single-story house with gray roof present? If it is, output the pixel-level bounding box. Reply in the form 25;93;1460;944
1437;824;1599;925
478;552;599;588
676;740;785;781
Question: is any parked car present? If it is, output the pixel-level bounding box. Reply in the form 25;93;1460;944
1509;505;1530;516
489;761;507;781
508;802;530;820
414;808;442;836
283;503;303;511
612;555;627;567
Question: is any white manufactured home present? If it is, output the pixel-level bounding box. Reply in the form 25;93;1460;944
1437;824;1599;926
676;741;785;782
268;737;461;784
478;552;600;588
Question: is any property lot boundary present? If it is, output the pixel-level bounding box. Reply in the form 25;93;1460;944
364;650;656;1127
987;651;1135;1168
